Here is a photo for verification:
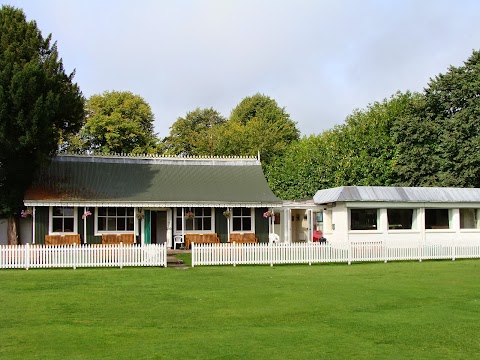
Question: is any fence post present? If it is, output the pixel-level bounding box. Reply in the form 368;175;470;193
452;238;456;261
25;243;30;270
164;243;167;268
232;242;236;267
191;243;195;268
119;242;123;269
270;242;273;267
347;242;352;265
384;239;388;263
73;243;77;270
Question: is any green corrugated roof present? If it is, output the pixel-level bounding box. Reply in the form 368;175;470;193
25;155;281;205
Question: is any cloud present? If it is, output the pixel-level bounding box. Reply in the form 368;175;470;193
4;0;480;138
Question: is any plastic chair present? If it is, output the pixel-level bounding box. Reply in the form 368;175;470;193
173;235;184;249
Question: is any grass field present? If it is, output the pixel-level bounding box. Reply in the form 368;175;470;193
1;260;480;359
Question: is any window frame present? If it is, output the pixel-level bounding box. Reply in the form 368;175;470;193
231;207;255;233
49;206;78;235
349;208;379;232
425;208;451;230
387;208;417;231
174;207;215;234
95;207;135;234
460;208;480;230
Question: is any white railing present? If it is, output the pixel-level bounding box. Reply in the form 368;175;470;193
191;240;480;266
0;243;168;270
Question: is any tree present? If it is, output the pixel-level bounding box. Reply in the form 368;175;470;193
0;6;84;244
217;93;300;163
163;107;226;156
64;91;158;154
393;50;480;187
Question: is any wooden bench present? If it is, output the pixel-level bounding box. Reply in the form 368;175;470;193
101;234;135;244
229;233;258;244
45;234;81;245
185;233;220;249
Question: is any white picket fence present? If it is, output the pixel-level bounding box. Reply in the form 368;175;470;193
0;243;167;270
191;240;480;266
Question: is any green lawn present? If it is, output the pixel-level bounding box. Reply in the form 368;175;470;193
1;260;479;359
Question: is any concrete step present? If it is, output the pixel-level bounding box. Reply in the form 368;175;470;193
167;255;189;269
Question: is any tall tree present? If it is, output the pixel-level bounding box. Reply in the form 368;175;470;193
393;50;480;187
163;107;226;156
217;93;300;163
64;91;158;154
0;6;84;243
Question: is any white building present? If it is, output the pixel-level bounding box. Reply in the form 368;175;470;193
313;186;480;246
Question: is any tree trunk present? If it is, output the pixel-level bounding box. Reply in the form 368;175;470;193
7;216;18;245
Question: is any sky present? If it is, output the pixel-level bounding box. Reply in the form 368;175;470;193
3;0;480;139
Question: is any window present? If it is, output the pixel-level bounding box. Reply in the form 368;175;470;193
51;206;76;233
232;208;252;232
460;208;480;229
176;207;213;232
425;209;450;229
97;207;134;232
350;209;378;230
387;209;415;230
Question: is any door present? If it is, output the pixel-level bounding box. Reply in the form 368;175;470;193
151;210;167;245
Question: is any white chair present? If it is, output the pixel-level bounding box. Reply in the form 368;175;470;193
269;233;280;244
173;235;184;250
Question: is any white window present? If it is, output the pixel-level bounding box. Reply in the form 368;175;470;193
50;206;77;234
175;207;213;232
232;208;253;232
460;208;480;229
387;209;417;230
97;207;134;232
425;209;450;229
350;209;378;230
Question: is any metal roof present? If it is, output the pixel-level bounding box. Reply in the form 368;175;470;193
24;155;281;207
313;186;480;204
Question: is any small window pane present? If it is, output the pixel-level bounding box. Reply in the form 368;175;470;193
117;208;126;216
107;218;116;231
63;218;74;232
98;208;106;216
177;208;182;216
52;218;63;232
98;217;106;231
425;209;449;229
176;218;183;230
185;219;193;230
53;207;63;216
203;208;211;216
233;218;242;231
460;209;479;229
127;218;134;231
203;218;211;230
233;208;242;216
195;218;203;230
194;208;202;216
388;209;414;230
243;218;252;231
350;209;377;230
107;208;116;216
63;207;74;217
126;208;134;216
117;218;126;231
241;208;250;216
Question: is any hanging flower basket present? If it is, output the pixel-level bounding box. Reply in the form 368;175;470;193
263;210;274;218
21;208;33;218
136;209;145;220
82;210;92;220
185;211;195;220
223;210;231;218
